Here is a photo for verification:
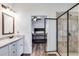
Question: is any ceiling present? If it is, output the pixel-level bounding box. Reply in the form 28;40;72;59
4;3;76;12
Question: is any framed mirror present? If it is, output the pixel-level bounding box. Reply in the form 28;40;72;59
2;12;14;35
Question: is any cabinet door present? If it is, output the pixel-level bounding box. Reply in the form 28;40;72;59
17;39;24;56
0;46;8;56
8;42;17;56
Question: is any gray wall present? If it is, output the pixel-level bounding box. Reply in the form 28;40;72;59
32;16;46;33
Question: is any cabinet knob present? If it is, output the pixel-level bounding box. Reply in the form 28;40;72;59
20;44;23;46
13;44;15;46
13;51;15;53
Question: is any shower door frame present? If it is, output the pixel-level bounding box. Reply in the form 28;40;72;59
57;3;79;56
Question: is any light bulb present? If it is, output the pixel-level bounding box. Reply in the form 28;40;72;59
33;18;37;21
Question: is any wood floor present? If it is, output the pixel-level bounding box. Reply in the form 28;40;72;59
21;43;58;56
32;43;58;56
32;43;46;56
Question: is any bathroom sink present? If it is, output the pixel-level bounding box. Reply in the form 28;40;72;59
9;36;14;39
7;35;23;40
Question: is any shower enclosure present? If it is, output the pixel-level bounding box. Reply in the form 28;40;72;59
57;13;67;56
57;3;79;56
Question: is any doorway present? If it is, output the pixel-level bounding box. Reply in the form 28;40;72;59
31;15;47;56
31;16;57;56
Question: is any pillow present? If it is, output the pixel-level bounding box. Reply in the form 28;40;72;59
35;31;44;33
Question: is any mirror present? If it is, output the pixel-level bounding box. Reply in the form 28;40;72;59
2;12;14;35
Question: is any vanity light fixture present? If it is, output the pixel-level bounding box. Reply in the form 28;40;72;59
6;8;10;12
1;4;7;9
1;4;16;13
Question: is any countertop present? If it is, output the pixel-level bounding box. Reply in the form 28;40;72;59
0;35;24;48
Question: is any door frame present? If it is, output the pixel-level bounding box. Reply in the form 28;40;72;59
44;18;57;52
57;12;69;56
31;15;47;53
67;12;69;56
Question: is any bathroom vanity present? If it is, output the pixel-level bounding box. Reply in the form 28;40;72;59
0;5;25;56
0;35;24;56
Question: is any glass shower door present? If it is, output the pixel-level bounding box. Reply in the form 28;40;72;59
57;4;79;56
69;12;78;56
58;13;67;56
68;5;79;56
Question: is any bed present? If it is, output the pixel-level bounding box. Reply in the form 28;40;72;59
32;28;47;43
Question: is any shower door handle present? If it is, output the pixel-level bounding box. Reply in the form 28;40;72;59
68;32;71;36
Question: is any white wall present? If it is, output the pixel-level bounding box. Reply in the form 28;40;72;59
15;12;32;53
9;3;75;53
46;20;56;51
0;5;2;37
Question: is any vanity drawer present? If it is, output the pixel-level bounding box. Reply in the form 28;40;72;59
16;39;24;56
8;42;17;56
0;46;8;56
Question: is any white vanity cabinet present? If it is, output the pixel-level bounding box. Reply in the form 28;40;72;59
0;36;24;56
0;46;8;56
8;42;17;56
16;39;24;56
